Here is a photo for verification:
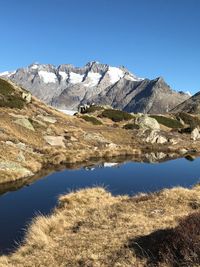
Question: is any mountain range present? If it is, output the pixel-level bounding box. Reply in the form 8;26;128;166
0;61;190;113
172;91;200;113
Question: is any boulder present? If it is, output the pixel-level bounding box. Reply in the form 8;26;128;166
136;115;160;131
14;118;35;131
145;130;167;144
22;92;32;103
169;138;178;145
191;128;200;141
0;161;33;177
179;148;188;154
44;136;65;147
156;135;168;144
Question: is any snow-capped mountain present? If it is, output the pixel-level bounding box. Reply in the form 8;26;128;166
0;61;190;113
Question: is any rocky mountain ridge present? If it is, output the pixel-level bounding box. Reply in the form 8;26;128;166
0;61;190;113
172;91;200;113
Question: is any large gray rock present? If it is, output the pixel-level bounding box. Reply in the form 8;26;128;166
145;130;168;144
136;115;160;130
1;62;190;114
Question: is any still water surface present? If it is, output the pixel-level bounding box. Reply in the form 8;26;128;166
0;157;200;254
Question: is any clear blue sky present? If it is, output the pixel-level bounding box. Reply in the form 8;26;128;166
1;0;200;93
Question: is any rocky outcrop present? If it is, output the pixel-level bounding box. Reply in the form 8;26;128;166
191;128;200;141
1;62;190;114
22;92;32;103
145;130;168;144
136;115;160;130
0;161;33;177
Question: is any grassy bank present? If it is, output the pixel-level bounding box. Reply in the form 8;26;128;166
0;185;199;267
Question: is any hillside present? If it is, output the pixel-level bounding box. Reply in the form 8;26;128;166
0;78;143;183
172;91;200;113
0;62;190;113
0;78;200;184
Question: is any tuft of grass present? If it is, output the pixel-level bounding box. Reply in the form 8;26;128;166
150;115;183;129
81;115;103;125
123;123;139;130
131;212;200;266
81;105;104;114
101;109;133;122
0;79;25;109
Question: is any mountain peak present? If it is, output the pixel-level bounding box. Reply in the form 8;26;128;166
1;62;190;114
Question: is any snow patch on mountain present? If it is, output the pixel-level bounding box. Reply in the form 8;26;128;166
59;71;68;81
186;91;192;96
0;71;10;76
108;67;124;83
30;65;39;70
38;71;57;83
83;72;102;87
69;72;84;84
0;71;16;77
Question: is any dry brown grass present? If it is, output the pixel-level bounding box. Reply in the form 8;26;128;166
0;185;199;267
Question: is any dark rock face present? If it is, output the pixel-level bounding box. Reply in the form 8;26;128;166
0;62;190;113
172;91;200;113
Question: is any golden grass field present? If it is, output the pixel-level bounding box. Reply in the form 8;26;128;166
0;185;199;267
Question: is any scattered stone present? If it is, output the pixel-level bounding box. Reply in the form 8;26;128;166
179;118;185;126
169;138;178;145
37;115;57;124
191;128;200;141
70;136;77;142
179;148;188;154
105;143;118;149
43;136;65;147
145;130;167;144
5;141;34;153
156;135;168;144
5;141;15;146
0;161;33;177
14;118;35;131
22;92;32;103
136;115;160;131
